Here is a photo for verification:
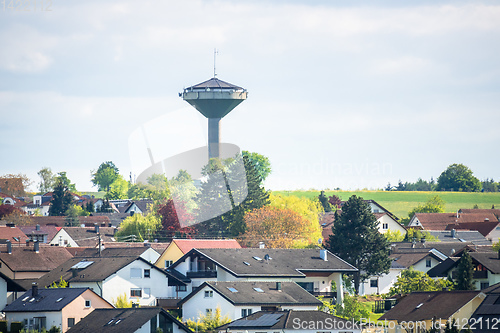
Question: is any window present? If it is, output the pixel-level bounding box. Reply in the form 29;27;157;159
144;269;151;278
131;288;142;297
130;268;142;278
481;282;490;289
85;300;91;308
176;285;187;292
68;318;75;328
426;258;432;268
144;288;151;298
204;290;213;298
370;279;378;288
241;309;252;317
382;223;388;229
165;260;173;268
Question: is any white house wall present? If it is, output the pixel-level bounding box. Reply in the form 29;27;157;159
140;247;161;264
412;256;441;273
49;229;79;247
7;311;61;332
377;214;406;234
0;278;7;311
360;269;402;296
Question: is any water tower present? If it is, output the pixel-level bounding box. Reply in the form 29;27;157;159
180;77;247;159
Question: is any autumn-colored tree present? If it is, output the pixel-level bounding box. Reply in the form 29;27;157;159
0;174;32;197
157;199;195;236
242;206;318;248
328;195;342;210
0;204;22;219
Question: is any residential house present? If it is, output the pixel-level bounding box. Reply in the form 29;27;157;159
320;210;406;243
155;239;241;269
427;230;492;245
0;225;29;244
35;256;183;307
216;310;361;333
28;215;112;228
20;224;60;243
168;248;357;305
69;243;165;264
0;271;25;311
180;281;322;321
123;200;154;215
0;243;73;279
390;241;480;258
444;221;500;243
360;261;406;296
66;307;193;333
459;208;500;219
408;212;498;229
0;193;26;209
428;250;500;290
3;285;113;333
469;282;500;332
49;226;117;247
379;291;485;333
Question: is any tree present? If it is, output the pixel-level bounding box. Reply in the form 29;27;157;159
108;175;129;199
242;151;271;183
115;213;161;242
455;250;475;290
37;167;55;194
157;199;195;235
328;195;342;210
436;164;481;192
318;191;332;212
168;170;199;215
444;318;460;333
383;230;406;242
404;229;440;242
113;293;133;308
49;176;74;216
49;276;68;288
388;267;453;296
242;206;318;248
326;195;391;294
401;195;446;224
334;294;370;321
185;306;231;333
55;172;76;192
0;173;32;197
482;178;499;192
91;161;120;195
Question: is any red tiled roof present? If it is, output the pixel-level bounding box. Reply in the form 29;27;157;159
0;226;29;243
414;213;498;230
459;209;500;217
173;239;241;254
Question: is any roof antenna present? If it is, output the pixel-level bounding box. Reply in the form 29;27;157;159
213;48;218;78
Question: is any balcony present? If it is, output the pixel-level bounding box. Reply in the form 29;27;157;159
156;297;182;308
186;270;217;278
473;270;488;279
310;291;336;298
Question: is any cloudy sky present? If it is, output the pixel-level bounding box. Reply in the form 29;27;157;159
1;0;499;192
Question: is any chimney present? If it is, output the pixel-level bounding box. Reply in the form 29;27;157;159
36;224;41;231
6;223;15;228
6;240;12;254
94;223;99;234
34;241;39;253
259;242;265;249
451;229;456;239
26;239;30;247
320;249;328;261
276;282;282;291
32;283;38;297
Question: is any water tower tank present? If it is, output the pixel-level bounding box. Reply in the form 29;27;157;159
181;77;247;159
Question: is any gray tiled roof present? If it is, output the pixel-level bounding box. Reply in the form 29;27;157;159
427;230;491;245
3;287;89;312
180;281;322;306
171;248;357;278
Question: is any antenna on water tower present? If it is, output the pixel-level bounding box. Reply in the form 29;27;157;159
213;48;218;78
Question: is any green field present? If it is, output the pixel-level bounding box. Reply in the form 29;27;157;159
272;190;500;220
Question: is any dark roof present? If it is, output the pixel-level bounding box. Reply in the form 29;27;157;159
391;241;473;257
186;78;243;90
35;256;138;287
20;225;60;242
66;307;192;333
3;287;90;312
93;213;130;227
217;310;360;331
0;245;73;273
124;200;153;214
427;257;460;277
180;281;322;307
171;248;357;278
445;221;500;237
62;227;116;247
379;291;481;322
482;282;500;294
427;230;491;245
389;251;444;269
470;294;500;332
469;252;500;274
72;247;149;258
0;271;26;292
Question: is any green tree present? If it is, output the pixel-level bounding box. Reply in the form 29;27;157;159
455;250;475;290
388;267;453;296
383;230;406;242
55;172;76;192
436;163;481;192
91;161;120;195
108;175;129;199
404;229;440;242
37;167;55;193
49;176;74;216
242;151;271;183
318;191;332;212
168;170;198;214
115;213;161;242
49;276;68;288
334;294;370;321
408;195;446;219
326;195;391;294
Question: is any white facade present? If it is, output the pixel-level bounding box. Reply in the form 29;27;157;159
140;247;161;264
7;311;61;331
360;268;403;296
377;214;406;234
182;285;318;322
71;259;172;306
0;277;7;311
49;229;80;247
